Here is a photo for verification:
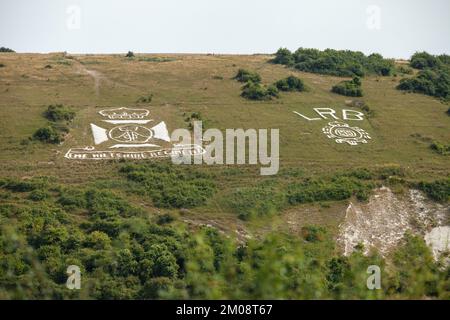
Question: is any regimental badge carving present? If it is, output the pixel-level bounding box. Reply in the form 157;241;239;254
322;121;371;146
65;107;205;160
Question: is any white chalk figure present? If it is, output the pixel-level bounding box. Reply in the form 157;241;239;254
90;123;108;145
322;121;371;146
89;107;171;149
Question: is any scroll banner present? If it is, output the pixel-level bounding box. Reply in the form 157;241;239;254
65;144;205;160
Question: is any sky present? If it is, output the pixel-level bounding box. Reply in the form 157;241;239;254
0;0;449;59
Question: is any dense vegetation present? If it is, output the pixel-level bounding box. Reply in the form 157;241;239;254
275;76;306;92
0;47;15;53
272;47;394;77
332;77;363;97
234;69;279;100
0;169;448;299
397;52;450;99
32;104;75;144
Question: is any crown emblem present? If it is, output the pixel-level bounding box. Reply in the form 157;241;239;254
99;107;150;120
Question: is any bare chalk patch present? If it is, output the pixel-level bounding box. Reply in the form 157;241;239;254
337;187;449;257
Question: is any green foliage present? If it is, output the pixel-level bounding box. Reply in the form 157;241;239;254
332;76;363;97
410;52;445;70
241;81;279;100
120;162;216;208
136;93;153;103
32;126;63;144
0;47;15;53
273;47;394;77
125;51;135;58
397;69;450;99
228;183;286;220
288;176;372;204
301;225;327;242
417;179;450;202
44;104;75;122
430;141;450;155
275;76;306;92
397;52;450;99
234;69;261;83
272;48;295;66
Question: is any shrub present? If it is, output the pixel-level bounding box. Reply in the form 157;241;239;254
120;163;216;209
44;104;75;122
430;141;450;155
332;77;363;97
229;184;286;220
287;176;371;205
301;225;326;242
275;76;306;92
0;63;5;68
33;126;63;144
234;69;261;83
273;47;394;77
397;69;450;99
0;47;14;53
417;179;450;202
410;52;440;70
272;48;294;66
241;81;279;100
126;51;135;58
136;93;153;103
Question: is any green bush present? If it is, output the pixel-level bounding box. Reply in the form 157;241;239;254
234;69;261;83
44;104;75;122
137;93;153;103
430;141;450;155
229;184;286;220
275;76;306;92
397;69;450;99
410;52;441;70
287;176;371;205
33;126;63;144
273;47;394;77
417;179;450;202
0;47;14;53
120;162;216;209
272;48;295;66
332;77;363;97
126;51;135;58
241;81;279;100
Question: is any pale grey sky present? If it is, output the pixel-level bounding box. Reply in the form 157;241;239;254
0;0;449;59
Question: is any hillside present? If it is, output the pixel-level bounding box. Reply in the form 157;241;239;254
0;52;449;299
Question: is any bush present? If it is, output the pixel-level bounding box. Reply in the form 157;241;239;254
234;69;261;83
272;47;394;77
332;77;363;97
430;141;450;155
229;184;286;220
126;51;135;58
397;69;450;99
136;93;153;103
410;52;440;70
120;163;216;209
275;76;306;92
272;48;294;66
33;126;63;144
301;225;326;242
241;81;279;100
417;179;450;202
287;176;371;205
44;104;75;122
0;47;14;53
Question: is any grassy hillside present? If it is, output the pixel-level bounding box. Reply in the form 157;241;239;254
0;52;449;299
